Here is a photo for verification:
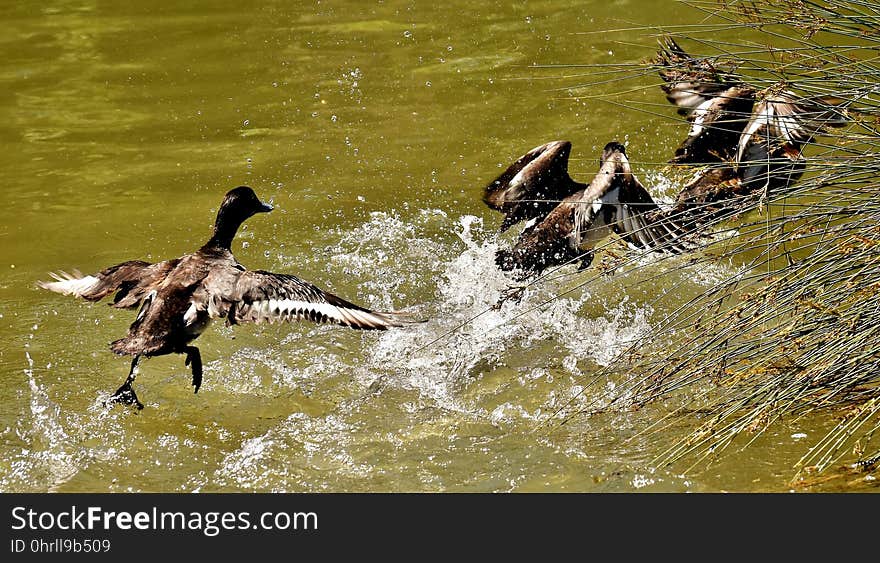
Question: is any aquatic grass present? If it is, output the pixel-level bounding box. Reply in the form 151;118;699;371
538;0;880;485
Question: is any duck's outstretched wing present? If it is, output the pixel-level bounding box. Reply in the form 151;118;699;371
647;165;744;235
736;91;849;163
37;260;177;309
655;38;756;164
483;140;581;232
655;37;741;114
215;270;411;330
613;176;696;254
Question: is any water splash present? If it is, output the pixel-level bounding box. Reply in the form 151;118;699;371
210;209;716;491
214;413;373;492
355;213;656;415
0;348;129;492
6;352;78;491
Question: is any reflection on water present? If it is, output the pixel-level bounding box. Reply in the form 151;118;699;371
0;1;847;492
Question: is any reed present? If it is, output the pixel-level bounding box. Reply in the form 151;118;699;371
552;0;880;486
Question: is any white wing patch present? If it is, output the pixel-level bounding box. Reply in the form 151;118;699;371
37;271;100;297
737;104;770;163
508;167;526;189
243;298;394;329
689;98;714;136
183;302;199;325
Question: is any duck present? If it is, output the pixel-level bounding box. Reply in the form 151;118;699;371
482;40;850;281
38;186;412;409
654;37;849;224
486;141;691;277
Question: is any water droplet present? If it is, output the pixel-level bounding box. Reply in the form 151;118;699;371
446;45;453;51
425;81;432;87
242;119;250;126
331;114;338;122
403;30;412;38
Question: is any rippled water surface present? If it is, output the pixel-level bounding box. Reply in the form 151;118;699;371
0;1;850;492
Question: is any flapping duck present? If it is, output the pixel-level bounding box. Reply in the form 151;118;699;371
39;186;414;409
485;141;690;277
654;37;849;224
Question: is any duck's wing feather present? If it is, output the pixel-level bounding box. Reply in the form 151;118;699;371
483;140;580;232
736;92;849;163
217;269;410;330
669;86;757;164
655;38;756;164
649;165;762;237
655;37;741;115
37;260;178;309
612;175;696;254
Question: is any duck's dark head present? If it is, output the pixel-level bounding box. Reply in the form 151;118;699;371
600;141;627;164
221;186;274;216
596;141;633;184
206;186;273;250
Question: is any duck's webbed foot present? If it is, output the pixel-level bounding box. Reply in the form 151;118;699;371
106;356;144;410
108;380;144;410
184;346;203;393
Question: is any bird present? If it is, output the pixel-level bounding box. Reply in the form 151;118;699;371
486;141;691;278
38;186;413;409
481;39;850;282
654;37;849;225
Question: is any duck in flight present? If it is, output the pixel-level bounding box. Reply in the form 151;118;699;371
38;186;412;409
654;37;849;226
485;141;691;278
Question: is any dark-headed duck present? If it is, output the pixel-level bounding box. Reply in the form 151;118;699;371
39;186;413;409
487;142;691;277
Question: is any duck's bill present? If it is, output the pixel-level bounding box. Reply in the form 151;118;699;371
258;202;274;213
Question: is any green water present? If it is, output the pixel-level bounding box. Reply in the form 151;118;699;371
0;0;859;492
